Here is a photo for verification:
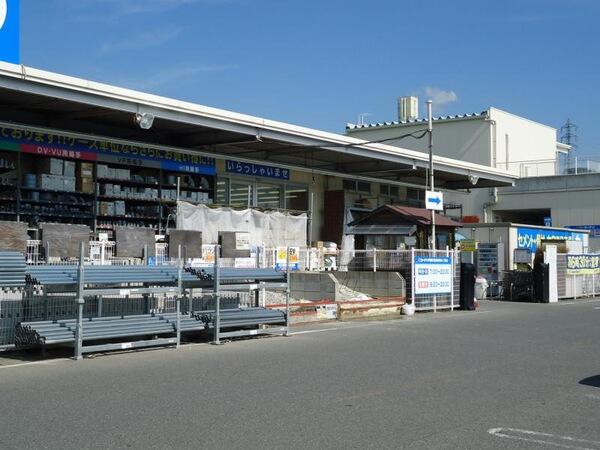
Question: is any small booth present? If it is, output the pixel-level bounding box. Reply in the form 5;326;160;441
458;222;591;299
347;205;461;250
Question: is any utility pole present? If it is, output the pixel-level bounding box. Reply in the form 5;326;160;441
427;100;435;251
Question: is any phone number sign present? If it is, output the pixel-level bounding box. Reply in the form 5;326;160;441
413;256;453;295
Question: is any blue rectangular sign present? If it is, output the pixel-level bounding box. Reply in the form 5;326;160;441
0;0;20;64
226;160;290;180
516;227;586;252
566;225;600;238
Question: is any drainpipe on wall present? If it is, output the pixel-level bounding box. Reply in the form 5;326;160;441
483;187;498;223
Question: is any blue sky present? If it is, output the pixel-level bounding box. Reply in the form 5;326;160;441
21;0;600;156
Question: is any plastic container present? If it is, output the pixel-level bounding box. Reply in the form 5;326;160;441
475;276;489;300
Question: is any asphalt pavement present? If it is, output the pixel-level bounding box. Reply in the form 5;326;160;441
1;299;599;449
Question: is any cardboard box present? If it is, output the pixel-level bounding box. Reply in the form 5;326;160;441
37;158;64;176
78;162;94;178
63;177;76;192
38;174;60;191
98;201;115;216
77;177;94;193
114;200;126;216
97;164;109;179
63;161;76;177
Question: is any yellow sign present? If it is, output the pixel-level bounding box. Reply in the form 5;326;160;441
460;240;478;252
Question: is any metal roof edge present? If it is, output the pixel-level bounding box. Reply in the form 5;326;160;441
0;62;516;184
346;111;489;131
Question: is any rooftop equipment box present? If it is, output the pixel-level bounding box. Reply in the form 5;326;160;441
168;230;202;259
219;231;251;258
115;226;156;258
40;223;90;258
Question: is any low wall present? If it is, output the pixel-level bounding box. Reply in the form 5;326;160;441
335;271;405;299
290;272;339;301
290;271;406;301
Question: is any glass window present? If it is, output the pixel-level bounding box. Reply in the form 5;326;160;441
357;181;371;193
343;179;356;191
285;185;309;211
216;178;228;205
230;182;253;207
390;186;399;197
380;184;389;195
256;183;282;209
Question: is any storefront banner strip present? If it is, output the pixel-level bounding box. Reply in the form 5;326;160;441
566;225;600;238
21;144;98;161
226;160;290;180
566;254;600;275
516;227;585;252
0;126;216;174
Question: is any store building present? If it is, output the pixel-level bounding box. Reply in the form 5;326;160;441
345;97;600;250
0;63;516;250
345;100;571;220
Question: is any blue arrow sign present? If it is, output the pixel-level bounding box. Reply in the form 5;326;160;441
425;190;444;210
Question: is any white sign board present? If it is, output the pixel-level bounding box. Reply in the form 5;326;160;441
425;190;444;211
235;232;250;250
413;256;453;295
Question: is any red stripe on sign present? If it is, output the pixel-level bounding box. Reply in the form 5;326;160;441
20;144;98;161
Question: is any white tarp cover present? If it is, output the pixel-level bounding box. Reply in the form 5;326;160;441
177;202;307;248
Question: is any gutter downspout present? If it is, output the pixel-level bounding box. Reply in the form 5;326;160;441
483;188;498;223
483;113;498;223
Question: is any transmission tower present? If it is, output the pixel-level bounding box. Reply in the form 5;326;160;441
560;118;578;151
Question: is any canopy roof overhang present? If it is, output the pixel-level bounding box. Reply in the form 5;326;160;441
0;63;517;190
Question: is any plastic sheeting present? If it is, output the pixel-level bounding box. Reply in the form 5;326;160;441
177;202;307;248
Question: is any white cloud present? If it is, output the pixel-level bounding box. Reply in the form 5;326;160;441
423;86;458;109
100;27;183;53
117;64;237;90
68;0;239;17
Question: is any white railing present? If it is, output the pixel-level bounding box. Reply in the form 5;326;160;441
496;156;600;178
26;240;41;264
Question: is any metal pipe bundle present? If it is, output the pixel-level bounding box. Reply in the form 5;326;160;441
195;307;286;328
26;265;200;287
15;314;180;346
0;252;26;288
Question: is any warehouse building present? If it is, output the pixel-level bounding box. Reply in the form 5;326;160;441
346;99;571;221
0;63;517;251
346;97;600;250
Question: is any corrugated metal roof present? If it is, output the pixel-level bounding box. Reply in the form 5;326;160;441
346;111;488;130
346;224;416;235
349;205;461;228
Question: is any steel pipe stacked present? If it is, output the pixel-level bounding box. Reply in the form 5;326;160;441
0;252;26;288
26;265;200;287
15;314;180;346
195;307;286;329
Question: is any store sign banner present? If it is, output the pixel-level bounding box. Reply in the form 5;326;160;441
0;0;19;65
516;227;585;252
566;254;600;275
413;256;453;295
0;126;216;174
226;160;290;180
566;225;600;238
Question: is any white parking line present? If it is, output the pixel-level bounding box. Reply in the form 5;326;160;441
291;323;377;335
0;358;68;370
488;427;600;449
